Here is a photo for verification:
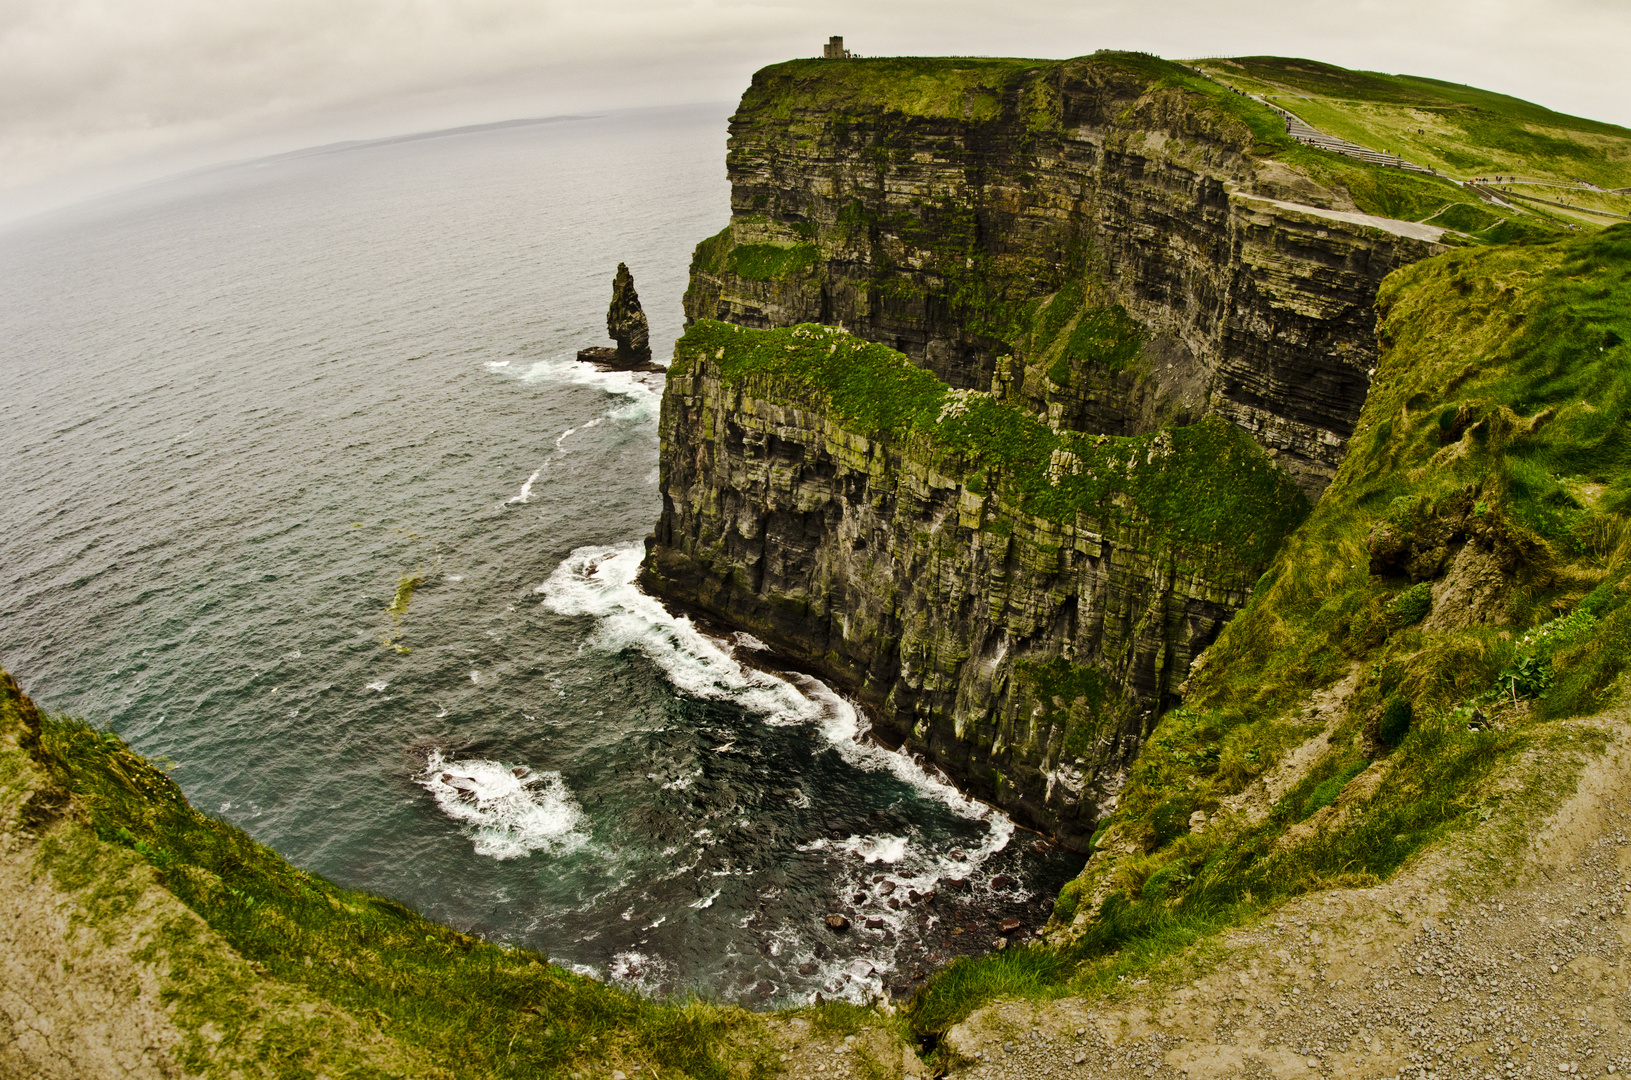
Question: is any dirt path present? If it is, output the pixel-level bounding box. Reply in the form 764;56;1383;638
934;712;1631;1080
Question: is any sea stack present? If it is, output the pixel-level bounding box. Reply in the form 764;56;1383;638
577;262;658;371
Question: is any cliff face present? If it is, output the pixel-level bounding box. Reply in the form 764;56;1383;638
648;53;1453;847
682;54;1446;498
643;323;1305;848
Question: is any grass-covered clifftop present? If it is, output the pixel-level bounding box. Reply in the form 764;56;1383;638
1196;55;1631;187
736;52;1282;144
897;222;1631;1049
1196;55;1631;229
0;669;765;1079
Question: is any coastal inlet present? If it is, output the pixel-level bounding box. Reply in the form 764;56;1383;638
0;103;1080;1009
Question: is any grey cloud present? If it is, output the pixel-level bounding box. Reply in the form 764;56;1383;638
2;0;1627;216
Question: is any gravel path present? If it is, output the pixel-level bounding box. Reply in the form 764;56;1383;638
935;718;1631;1080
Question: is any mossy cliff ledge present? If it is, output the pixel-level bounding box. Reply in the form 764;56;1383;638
684;53;1450;498
642;321;1306;848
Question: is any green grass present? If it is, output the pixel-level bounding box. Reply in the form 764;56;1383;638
1025;286;1146;387
726;242;820;282
738;56;1041;122
1015;658;1110;759
21;696;760;1079
901;222;1631;1051
1298;758;1370;819
673;320;1308;567
1195;55;1631;190
690;225;733;275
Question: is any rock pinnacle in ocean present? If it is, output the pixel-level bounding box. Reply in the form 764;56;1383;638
578;263;657;371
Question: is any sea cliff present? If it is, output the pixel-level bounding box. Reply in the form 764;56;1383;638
643;321;1306;847
681;53;1448;498
645;52;1453;845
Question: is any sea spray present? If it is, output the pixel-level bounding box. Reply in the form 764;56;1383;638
536;539;1040;1003
416;749;589;860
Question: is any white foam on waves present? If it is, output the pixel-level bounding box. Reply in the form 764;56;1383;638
606;950;671;997
512;354;661;415
416;749;588;860
537;542;823;725
497;357;658;504
537;541;1012;839
507;463;546;505
538;539;1024;1005
796;673;1013;843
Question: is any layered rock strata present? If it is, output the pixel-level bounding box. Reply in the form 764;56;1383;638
683;54;1447;498
578;262;658;371
643;323;1306;848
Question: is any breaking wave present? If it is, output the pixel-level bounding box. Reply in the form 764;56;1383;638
416;749;588;860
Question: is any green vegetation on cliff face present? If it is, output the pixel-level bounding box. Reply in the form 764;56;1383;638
673;320;1307;566
654;320;1310;846
901;223;1631;1048
0;670;760;1079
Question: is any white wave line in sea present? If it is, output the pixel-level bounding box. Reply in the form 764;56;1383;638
494;356;656;504
507;462;547;504
535;541;1010;840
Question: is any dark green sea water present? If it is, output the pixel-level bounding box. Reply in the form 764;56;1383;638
0;105;1082;1005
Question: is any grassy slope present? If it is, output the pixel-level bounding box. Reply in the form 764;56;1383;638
900;224;1631;1052
1;670;767;1079
1194;55;1631;193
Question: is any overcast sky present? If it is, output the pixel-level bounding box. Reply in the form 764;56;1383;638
4;0;1629;220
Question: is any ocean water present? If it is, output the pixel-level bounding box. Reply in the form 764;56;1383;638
0;105;1083;1005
